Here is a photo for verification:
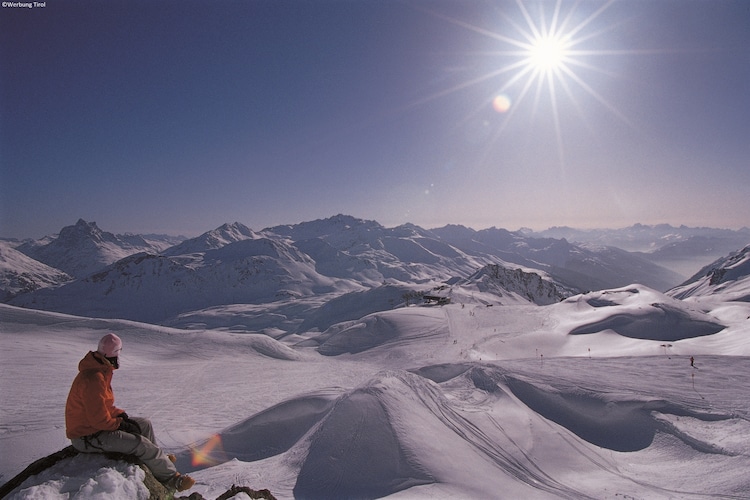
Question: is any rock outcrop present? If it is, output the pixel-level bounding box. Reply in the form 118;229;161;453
0;446;276;500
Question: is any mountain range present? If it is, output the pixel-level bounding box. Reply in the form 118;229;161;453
529;223;750;276
2;217;750;499
2;216;748;328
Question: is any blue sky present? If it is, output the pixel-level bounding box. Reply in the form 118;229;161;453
2;0;749;239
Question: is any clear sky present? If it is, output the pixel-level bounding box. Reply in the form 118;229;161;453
1;0;749;239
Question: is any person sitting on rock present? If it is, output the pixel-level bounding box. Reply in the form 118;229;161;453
65;333;195;492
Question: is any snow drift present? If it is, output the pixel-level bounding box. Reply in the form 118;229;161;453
3;240;750;498
561;286;725;340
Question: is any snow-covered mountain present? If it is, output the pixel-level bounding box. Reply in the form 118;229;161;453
530;223;750;278
15;219;181;279
9;236;361;324
668;245;750;303
531;223;750;253
271;215;668;292
458;264;575;306
0;241;73;300
0;216;588;324
2;215;733;327
429;224;682;291
163;222;259;256
270;215;489;284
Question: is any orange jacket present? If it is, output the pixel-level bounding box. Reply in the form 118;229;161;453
65;351;125;439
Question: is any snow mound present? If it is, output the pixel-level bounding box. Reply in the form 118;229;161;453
176;391;341;471
292;377;434;499
233;333;302;361
316;307;448;356
177;363;750;499
559;285;725;340
6;452;149;500
504;376;730;452
296;284;418;334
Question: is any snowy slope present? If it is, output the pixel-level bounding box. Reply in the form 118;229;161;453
4;220;750;499
0;241;72;300
556;285;725;341
669;245;750;303
2;279;750;499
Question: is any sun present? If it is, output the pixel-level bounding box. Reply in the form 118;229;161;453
527;34;570;74
411;0;628;165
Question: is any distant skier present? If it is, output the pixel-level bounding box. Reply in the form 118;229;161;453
690;356;695;367
65;333;195;492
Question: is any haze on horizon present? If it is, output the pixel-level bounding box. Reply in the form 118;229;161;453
2;0;749;240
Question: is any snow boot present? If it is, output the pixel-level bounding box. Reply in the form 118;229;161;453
166;473;195;492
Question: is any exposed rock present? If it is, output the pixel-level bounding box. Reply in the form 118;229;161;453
213;485;277;500
0;445;78;498
465;264;574;305
0;446;276;500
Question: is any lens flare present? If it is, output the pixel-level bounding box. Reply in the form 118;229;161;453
408;0;635;167
191;434;227;467
492;94;512;113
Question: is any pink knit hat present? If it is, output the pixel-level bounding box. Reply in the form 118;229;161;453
97;333;123;358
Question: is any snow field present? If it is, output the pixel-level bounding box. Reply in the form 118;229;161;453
2;281;750;498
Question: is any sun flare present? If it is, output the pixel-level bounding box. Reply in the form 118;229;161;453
527;34;570;73
411;0;631;168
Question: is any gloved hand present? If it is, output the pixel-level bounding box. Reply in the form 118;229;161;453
118;417;142;435
117;412;129;420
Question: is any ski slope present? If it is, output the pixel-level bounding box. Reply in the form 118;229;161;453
2;282;750;498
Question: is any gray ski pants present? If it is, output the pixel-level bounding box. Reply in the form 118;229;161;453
71;416;178;482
